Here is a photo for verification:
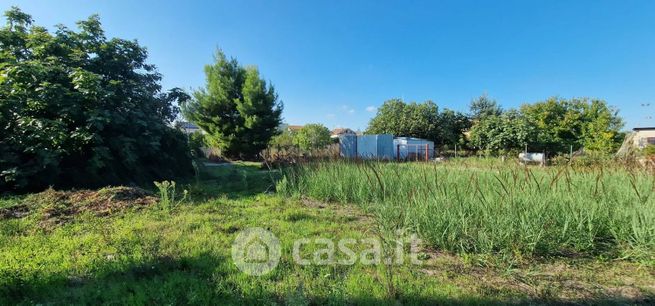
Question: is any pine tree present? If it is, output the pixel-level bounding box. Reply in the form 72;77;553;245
183;50;283;159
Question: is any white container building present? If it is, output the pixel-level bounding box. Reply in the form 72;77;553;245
393;137;435;160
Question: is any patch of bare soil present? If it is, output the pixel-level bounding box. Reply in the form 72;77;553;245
20;187;157;228
300;196;374;224
0;204;30;220
301;196;326;209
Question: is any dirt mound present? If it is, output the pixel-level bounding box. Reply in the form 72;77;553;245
68;187;157;216
0;204;30;219
17;186;158;228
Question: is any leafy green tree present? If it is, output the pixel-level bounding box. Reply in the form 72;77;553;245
469;94;502;121
520;97;623;154
469;110;535;154
366;99;469;145
469;97;624;156
294;124;331;150
182;50;283;159
187;132;207;158
579;99;625;154
270;129;296;148
365;99;412;136
437;109;472;147
0;7;193;192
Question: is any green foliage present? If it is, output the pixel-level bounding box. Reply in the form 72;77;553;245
469;97;624;156
520;97;624;155
182;49;283;159
0;7;193;192
270;129;296;148
435;108;471;146
153;180;187;213
469;110;535;154
469;94;502;121
187;132;207;158
365;99;470;146
293;123;331;150
642;145;655;157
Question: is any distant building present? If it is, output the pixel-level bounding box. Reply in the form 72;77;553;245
330;128;356;139
632;127;655;149
177;121;202;134
286;125;304;133
338;134;435;160
393;137;435;160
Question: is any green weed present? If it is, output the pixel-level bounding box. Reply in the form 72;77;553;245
154;181;188;212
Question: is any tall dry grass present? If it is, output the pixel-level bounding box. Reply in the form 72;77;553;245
278;160;655;260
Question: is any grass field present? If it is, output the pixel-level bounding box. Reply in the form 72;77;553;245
279;160;655;261
1;161;654;305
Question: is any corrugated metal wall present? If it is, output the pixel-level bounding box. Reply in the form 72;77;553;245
339;134;432;160
355;134;394;160
375;134;395;159
339;134;357;158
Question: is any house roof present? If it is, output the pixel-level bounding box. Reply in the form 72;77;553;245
633;127;655;131
179;121;199;129
287;125;304;131
331;128;355;135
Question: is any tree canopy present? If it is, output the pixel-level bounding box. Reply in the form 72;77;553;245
520;97;624;154
0;7;193;192
469;110;535;154
469;94;502;121
365;99;469;145
294;124;331;150
182;50;282;159
469;97;624;155
270;128;295;148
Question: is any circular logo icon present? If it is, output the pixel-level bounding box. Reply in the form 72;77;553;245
231;227;281;276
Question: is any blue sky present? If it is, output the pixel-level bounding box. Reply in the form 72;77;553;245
2;0;655;130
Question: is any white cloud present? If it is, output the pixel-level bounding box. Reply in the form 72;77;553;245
326;113;336;119
341;105;355;115
366;106;377;113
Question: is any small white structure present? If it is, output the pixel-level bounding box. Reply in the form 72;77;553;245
519;152;545;165
393;137;434;161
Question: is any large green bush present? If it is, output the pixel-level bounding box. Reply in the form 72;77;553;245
187;132;207;158
293;123;331;150
0;7;193;192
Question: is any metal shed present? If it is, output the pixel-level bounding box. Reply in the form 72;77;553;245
393;137;435;161
357;134;395;160
338;134;357;158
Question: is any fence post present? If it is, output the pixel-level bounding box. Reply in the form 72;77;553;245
396;144;400;162
569;145;573;160
425;144;429;161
